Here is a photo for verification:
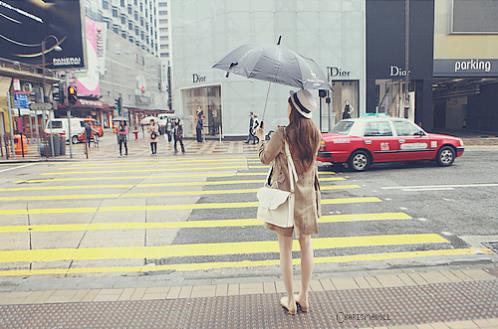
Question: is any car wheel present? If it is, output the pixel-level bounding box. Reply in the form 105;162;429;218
71;136;79;144
436;146;455;167
348;150;371;171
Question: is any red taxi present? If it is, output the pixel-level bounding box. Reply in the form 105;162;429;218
317;117;464;171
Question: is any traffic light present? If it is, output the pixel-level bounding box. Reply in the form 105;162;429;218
115;96;122;115
52;83;62;103
68;86;77;105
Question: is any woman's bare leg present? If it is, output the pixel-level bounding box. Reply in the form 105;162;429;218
278;233;295;305
297;234;313;307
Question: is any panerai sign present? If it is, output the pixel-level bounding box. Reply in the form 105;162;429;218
192;73;206;83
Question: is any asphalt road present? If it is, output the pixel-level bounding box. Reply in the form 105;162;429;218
0;143;496;291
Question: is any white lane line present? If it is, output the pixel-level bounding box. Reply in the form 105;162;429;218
383;183;498;190
0;163;36;173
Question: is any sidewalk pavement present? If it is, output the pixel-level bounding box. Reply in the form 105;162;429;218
0;137;262;163
1;264;496;329
2;137;498;164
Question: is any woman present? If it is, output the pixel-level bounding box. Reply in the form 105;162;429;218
148;119;159;155
256;89;321;315
117;121;128;156
195;108;204;142
251;113;260;144
173;118;185;154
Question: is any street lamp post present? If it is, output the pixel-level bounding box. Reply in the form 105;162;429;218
41;35;62;158
404;0;410;119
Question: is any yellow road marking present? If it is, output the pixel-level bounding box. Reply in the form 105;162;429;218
42;165;270;175
0;185;360;201
16;171;337;183
0;197;381;215
0;234;448;263
0;248;488;276
1;177;345;192
57;160;262;169
0;212;411;233
57;157;260;166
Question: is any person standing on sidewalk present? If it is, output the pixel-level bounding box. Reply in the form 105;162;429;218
173;118;185;155
252;113;260;144
195;108;204;143
244;112;255;144
255;89;321;316
84;122;92;148
148;119;159;155
165;118;173;143
133;126;139;141
93;129;99;147
117;121;128;157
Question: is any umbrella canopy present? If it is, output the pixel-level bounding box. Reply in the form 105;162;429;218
112;116;128;122
212;44;329;89
140;116;157;125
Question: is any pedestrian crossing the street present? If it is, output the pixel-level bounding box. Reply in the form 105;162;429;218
0;152;491;278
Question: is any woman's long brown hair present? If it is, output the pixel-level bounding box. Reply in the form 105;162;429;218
286;98;321;174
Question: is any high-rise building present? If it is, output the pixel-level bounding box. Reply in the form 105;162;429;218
99;0;159;56
157;0;171;110
68;0;168;128
157;0;170;59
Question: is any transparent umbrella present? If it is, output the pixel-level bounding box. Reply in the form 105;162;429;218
212;42;328;90
213;39;329;122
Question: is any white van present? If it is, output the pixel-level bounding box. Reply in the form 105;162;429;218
45;118;85;144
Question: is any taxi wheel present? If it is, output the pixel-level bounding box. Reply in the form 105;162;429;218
436;146;455;167
348;150;371;171
71;136;79;144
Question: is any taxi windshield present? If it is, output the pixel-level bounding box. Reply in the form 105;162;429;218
331;120;354;134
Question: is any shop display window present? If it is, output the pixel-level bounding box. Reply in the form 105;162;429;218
330;80;359;129
181;85;222;137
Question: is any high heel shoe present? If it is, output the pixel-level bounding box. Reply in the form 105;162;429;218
294;295;309;313
280;296;297;315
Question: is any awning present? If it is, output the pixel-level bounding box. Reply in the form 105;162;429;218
58;99;112;111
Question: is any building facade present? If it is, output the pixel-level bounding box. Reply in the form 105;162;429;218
157;0;170;59
170;0;366;138
432;0;498;133
0;59;58;158
366;0;435;130
99;0;159;56
157;0;172;110
66;0;167;127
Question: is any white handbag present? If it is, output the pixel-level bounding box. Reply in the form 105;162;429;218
256;140;298;228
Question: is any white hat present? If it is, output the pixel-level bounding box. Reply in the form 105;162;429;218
289;89;315;119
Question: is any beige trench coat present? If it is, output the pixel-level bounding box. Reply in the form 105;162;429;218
258;126;321;237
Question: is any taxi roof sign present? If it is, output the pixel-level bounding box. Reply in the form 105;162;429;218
361;112;389;117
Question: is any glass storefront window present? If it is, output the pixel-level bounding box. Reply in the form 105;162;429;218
331;80;359;127
375;79;415;120
181;85;222;138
